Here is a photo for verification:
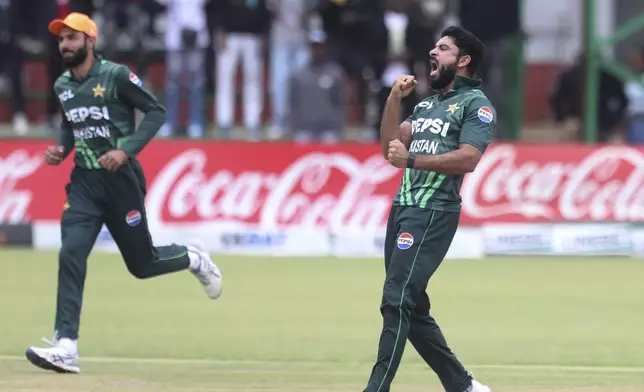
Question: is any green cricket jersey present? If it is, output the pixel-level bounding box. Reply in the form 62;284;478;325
53;58;165;169
393;76;496;211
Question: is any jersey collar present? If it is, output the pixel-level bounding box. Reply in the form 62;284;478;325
452;75;482;90
438;76;483;99
66;57;102;82
87;58;102;77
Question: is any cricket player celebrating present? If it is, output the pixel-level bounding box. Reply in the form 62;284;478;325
364;26;495;392
25;12;222;374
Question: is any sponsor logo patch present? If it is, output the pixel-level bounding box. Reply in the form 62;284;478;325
129;72;143;87
125;210;142;226
397;232;414;250
478;106;494;123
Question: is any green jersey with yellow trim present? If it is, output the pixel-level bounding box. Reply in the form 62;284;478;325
54;58;165;170
392;76;496;211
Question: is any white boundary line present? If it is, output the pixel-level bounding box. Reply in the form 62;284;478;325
0;355;642;373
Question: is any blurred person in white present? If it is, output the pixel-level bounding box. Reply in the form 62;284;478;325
375;0;418;137
212;0;271;140
157;0;209;138
267;0;317;140
288;30;347;143
625;46;644;144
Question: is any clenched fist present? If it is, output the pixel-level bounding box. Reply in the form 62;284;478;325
44;146;66;165
390;75;418;99
388;139;410;168
98;149;129;172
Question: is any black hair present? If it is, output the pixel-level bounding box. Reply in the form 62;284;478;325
440;25;485;76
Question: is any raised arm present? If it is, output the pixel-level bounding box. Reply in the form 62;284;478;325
380;75;416;158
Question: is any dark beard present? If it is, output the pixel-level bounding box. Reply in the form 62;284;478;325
62;45;89;68
430;63;457;91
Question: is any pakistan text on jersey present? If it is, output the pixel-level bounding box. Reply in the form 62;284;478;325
65;106;111;124
411;118;451;137
73;125;111;140
410;139;440;154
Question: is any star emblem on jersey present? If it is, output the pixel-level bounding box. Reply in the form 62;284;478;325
92;83;105;97
446;104;460;114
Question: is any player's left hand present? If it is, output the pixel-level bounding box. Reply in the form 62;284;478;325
388;139;409;168
98;149;129;172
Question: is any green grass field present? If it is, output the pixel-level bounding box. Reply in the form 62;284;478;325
0;249;643;392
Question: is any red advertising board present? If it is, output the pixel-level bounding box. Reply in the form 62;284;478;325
1;141;643;227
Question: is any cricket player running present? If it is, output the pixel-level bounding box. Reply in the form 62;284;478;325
25;13;222;374
363;26;495;392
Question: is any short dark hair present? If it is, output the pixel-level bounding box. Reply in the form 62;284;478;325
440;26;485;76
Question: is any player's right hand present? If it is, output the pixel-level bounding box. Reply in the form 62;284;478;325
44;146;65;166
391;75;418;99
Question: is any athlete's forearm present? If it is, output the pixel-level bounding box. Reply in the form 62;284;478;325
58;128;75;160
380;96;404;158
120;105;166;157
412;148;479;175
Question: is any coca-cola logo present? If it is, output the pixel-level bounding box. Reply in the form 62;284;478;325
462;145;644;221
0;150;43;223
146;149;400;230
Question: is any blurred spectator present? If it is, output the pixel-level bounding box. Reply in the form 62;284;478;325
625;46;644;144
8;0;58;135
375;0;419;137
266;0;317;141
45;0;69;133
69;0;94;16
550;53;628;142
157;0;209;139
213;0;271;140
205;0;218;96
99;0;150;79
405;0;446;95
458;0;520;139
318;0;385;128
288;30;347;143
8;0;29;134
0;0;10;93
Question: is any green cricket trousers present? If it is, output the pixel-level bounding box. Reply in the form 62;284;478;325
364;205;472;392
54;162;190;340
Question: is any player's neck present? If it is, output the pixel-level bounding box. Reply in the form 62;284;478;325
71;57;95;81
441;82;455;95
441;72;469;95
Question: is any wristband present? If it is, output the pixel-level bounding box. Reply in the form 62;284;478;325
407;152;416;169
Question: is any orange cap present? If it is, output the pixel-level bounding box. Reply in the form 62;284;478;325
48;12;98;38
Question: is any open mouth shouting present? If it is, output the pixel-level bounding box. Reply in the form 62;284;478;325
430;58;439;78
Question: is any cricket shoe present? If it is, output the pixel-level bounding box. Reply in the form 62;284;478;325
188;239;223;299
465;378;492;392
25;337;80;374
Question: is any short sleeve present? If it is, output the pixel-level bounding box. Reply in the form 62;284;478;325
459;97;496;153
114;66;161;112
404;103;419;124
